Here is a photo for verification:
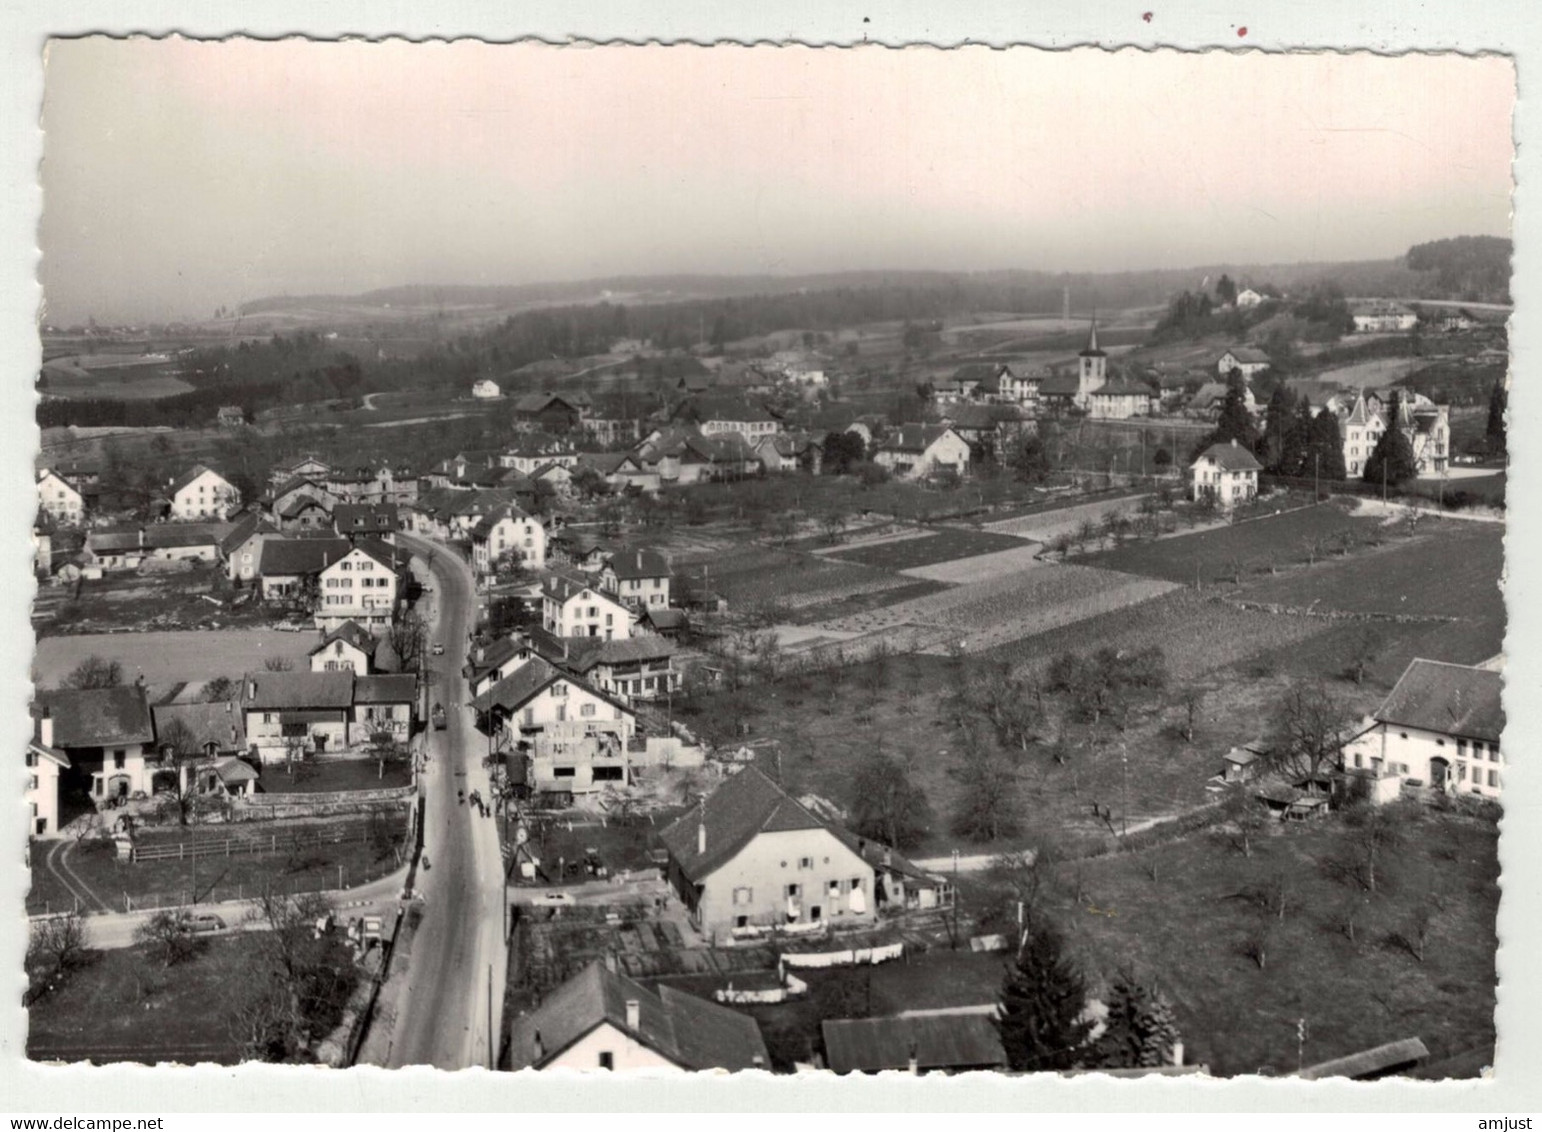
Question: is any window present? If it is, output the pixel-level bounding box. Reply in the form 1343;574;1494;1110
851;878;863;892
733;887;753;905
552;682;567;698
785;884;800;898
799;857;813;870
580;703;595;718
1488;770;1498;788
29;774;38;791
598;1052;614;1071
112;750;126;770
828;880;841;896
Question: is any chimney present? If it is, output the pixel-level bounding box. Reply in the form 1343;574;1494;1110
697;818;707;856
624;999;641;1032
247;678;256;700
1171;1040;1184;1067
752;1054;765;1070
883;846;892;868
907;1040;919;1076
1230;438;1238;447
39;707;53;750
138;528;145;549
532;1029;545;1063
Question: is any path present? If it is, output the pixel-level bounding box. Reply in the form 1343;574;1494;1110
42;840;111;914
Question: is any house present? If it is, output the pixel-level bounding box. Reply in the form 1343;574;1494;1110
220;514;278;581
37;469;85;526
327;463;417;506
542;571;638;639
352;674;419;743
309;621;379;673
33;685;156;805
51;459;102;493
644;606;690;639
1217;347;1271;379
1351;301;1418;333
1221;740;1270;784
316;542;402;631
754;432;822;474
471;506;548;576
217;405;247;428
940;404;1034;462
674;394;781;441
512;392;591;433
1234;288;1265;309
257;536;354;604
873;425;971;481
275;493;336;532
471;378;501;400
534;632;682;703
1188;381;1259;421
332;503;400;543
169;465;241;521
578;408;645;448
268;456;332;488
822;1015;1006;1075
25;714;70;837
547;530;613;573
930;374;986;406
828;829;954;912
1333;389;1451;478
1190;439;1260;509
150;699;248;766
600;547;672;611
465;634;538;699
141;524;225;564
1341;659;1504;799
997;363;1044;406
499;433;580;475
576;451;659;495
241;671;356;760
1086;380;1158;420
658;766;877;941
506;958;769;1072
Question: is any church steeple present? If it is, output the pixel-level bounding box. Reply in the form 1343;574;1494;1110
1077;311;1107;398
1080;311;1106;359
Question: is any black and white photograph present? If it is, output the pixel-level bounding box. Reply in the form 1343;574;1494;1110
18;33;1516;1090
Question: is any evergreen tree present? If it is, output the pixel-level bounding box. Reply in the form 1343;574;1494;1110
995;919;1092;1072
1309;407;1347;482
1215;274;1238;306
1486;378;1507;456
1088;976;1184;1069
1214;370;1258;448
1279;397;1315;477
1261;385;1297;471
1361;393;1417;487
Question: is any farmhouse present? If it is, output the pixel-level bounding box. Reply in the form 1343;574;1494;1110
257;536;354;603
150;700;247;761
675;394;781;441
1188;381;1258;421
600;547;672;611
1217;347;1272;379
37;469;85;526
221;514;278;582
874;425;970;481
754;432;822;474
169;465;241;521
997;363;1044;406
1190;439;1260;509
33;685;156;805
241;671;355;760
1341;659;1504;799
499;433;580;475
1351;301;1418;333
659;766;877;942
506;958;769;1072
269;456;332;488
512;392;591;433
939;404;1034;461
352;674;419;743
542;571;638;640
576;451;659;495
534;632;681;703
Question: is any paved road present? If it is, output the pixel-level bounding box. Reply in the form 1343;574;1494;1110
382;535;507;1070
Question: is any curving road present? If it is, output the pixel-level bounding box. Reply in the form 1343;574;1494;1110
382;534;507;1069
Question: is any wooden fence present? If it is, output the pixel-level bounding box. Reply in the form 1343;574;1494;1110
131;822;371;863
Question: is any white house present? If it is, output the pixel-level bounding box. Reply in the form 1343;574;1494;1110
470;506;547;576
1235;288;1265;309
26;713;70;837
1086;380;1158;420
1341;659;1504;799
542;571;638;640
352;675;418;743
599;547;671;611
1351;301;1419;333
241;671;355;760
1190;439;1261;509
33;686;156;805
659;766;877;942
873;425;971;481
506;959;769;1072
1333;390;1451;478
169;465;241;521
997;364;1043;406
316;543;400;631
37;469;85;526
1216;347;1272;380
499;433;580;475
472;378;501;400
309;621;378;674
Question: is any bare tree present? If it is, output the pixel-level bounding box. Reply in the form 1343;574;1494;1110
153;717;205;826
136;910;201;968
1336;804;1406;895
1216;790;1268;858
1265;681;1359;784
1177;688;1203;744
388;610;428;673
1387;892;1446;963
26;911;88;1002
263;656;295;672
63;655;122;689
1239;913;1273;970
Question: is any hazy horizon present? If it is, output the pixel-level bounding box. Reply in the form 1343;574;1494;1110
40;40;1514;325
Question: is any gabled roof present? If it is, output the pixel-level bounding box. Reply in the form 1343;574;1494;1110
219;513;276;555
34;686;155;749
881;425;958;454
469;656;562;715
675;394;779;424
466;635;532;684
659;766;827;883
169;464;229;497
1089;380;1157;399
353;674;418;705
151;700;246;753
942;404;1029;430
822;1015;1006;1073
1193;441;1262;472
144;524;227;550
1038;374;1082;396
309;620;378;659
332;503;399;533
607;547;671;581
279;494;332;519
512;392;588;415
645;607;689;631
1221;346;1271;364
241;671;354;711
577;451;639;476
1374;659;1504;743
536;632;676;675
543;568;626;605
507;959;769;1071
257;537;353;577
469;503;534;540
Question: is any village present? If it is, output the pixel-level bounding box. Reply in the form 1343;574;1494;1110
25;269;1506;1078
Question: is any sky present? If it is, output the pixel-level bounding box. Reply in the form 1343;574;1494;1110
38;38;1515;325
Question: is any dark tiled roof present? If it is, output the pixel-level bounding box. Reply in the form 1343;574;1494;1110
506;960;768;1071
333;504;399;533
1089;380;1157;398
279;494;332;519
822;1015;1006;1073
1039;374;1082;396
144;524;226;549
466;635;531;683
258;537;353;577
353;674;418;704
168;464;226;497
1375;660;1504;743
659;766;825;883
1221;347;1271;365
535;632;676;674
151;701;246;752
219;513;276;555
882;425;957;454
645;607;689;631
469;656;560;714
608;547;671;581
241;671;354;711
35;686;155;748
310;620;379;659
1193;442;1263;472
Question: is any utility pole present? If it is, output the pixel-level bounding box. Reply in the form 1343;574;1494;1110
951;849;960;951
1382;459;1388;506
1314;451;1320;501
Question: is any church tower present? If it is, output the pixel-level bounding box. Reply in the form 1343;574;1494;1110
1077;313;1108;403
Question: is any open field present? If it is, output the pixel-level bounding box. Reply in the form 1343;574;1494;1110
40;354;198;401
984;493;1154;542
259;758;414;794
675;546;917;612
1042;808;1498;1077
33;628;319;689
36;565;285;638
825;528;1028;571
28;938;249;1064
1312;356;1427;390
901;543;1049;584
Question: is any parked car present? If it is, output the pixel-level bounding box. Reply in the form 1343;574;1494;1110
187;913;226;933
533;892;575;907
431;702;447;730
432;642;445;656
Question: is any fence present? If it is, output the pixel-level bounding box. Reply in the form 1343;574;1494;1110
1259;473;1502;511
130;822;374;863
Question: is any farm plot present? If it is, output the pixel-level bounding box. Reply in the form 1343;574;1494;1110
824;527;1028;571
802;564;1180;656
675;547;914;611
984;494;1152;542
902;542;1047;584
1084;503;1376;586
33;629;318;689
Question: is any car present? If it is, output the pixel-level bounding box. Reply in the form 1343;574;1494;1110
432;642;445;656
533;892;575;907
187;913;226;933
